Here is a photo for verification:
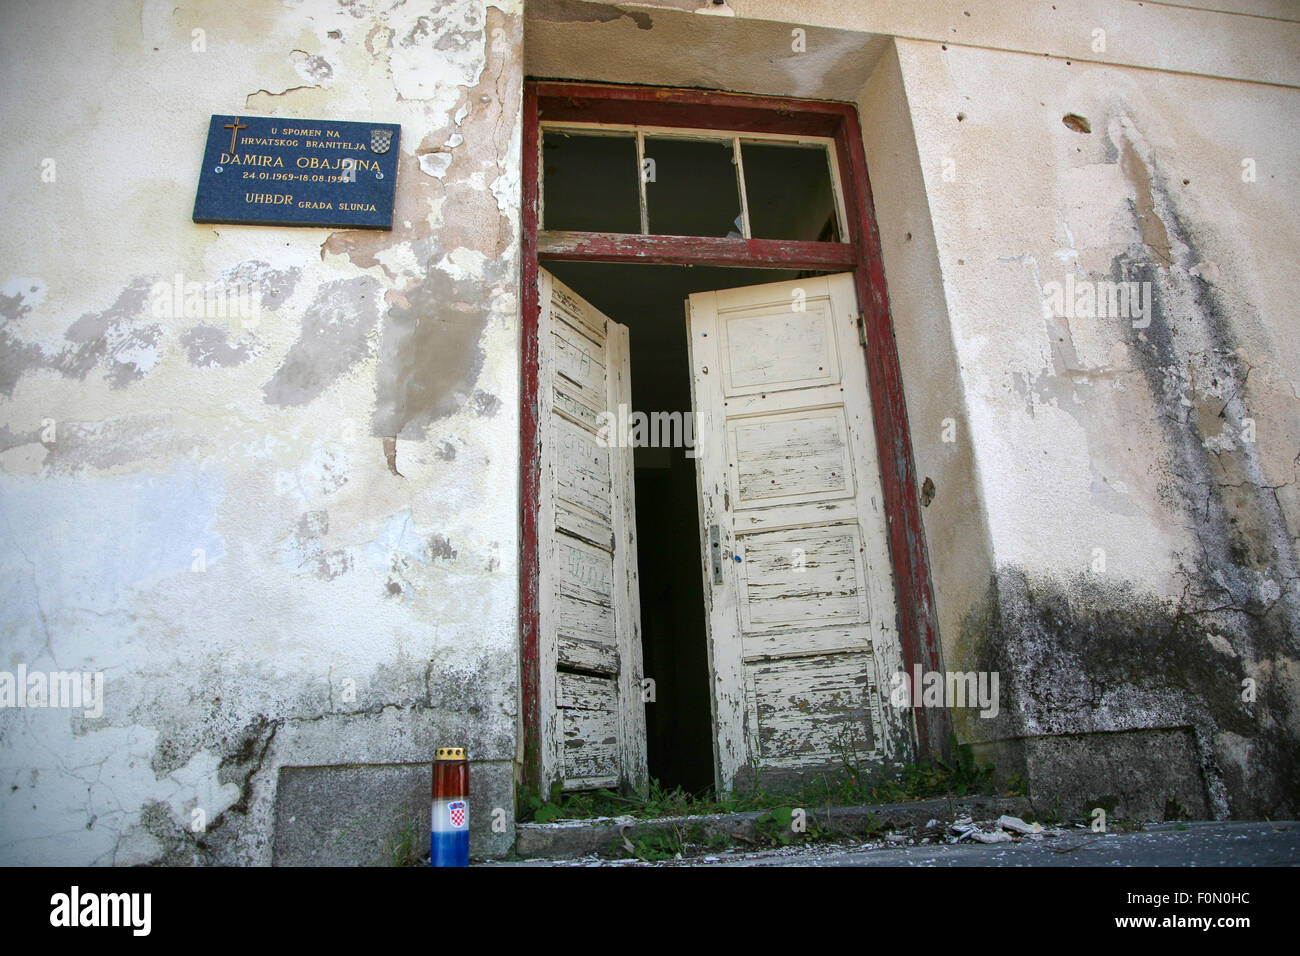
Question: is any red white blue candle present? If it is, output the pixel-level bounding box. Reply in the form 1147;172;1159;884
431;747;469;867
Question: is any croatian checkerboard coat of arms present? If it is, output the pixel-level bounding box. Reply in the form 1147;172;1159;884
448;800;467;828
370;129;393;154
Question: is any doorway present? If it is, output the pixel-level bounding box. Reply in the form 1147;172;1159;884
521;82;943;801
543;262;824;794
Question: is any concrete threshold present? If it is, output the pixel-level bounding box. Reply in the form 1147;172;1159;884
514;793;1035;860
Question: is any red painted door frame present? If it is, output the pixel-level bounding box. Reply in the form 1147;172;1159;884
519;80;947;794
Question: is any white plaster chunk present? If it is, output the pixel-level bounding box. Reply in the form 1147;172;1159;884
490;170;519;215
1207;633;1238;657
1202;432;1238;455
419;152;454;178
998;814;1043;835
375;244;421;280
489;287;518;315
440;248;487;280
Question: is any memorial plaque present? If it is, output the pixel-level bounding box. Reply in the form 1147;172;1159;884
193;115;400;229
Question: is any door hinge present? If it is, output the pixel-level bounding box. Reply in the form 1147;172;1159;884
855;312;867;348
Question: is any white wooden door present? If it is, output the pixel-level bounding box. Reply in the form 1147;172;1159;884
686;273;909;791
536;269;647;796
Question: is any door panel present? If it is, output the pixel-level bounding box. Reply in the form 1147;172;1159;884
537;269;647;795
687;272;908;790
727;408;855;507
735;523;871;630
557;672;619;786
718;304;841;394
746;652;878;766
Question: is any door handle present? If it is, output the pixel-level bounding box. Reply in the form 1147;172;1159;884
710;524;723;586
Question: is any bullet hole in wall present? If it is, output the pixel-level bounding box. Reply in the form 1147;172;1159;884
1063;113;1091;133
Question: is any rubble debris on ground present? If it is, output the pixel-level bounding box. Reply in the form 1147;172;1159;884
505;803;1106;866
948;814;1070;845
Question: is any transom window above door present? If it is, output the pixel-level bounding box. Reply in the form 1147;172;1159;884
540;124;848;243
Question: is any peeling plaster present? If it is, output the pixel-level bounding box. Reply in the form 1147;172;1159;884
1;277;161;394
371;267;492;438
179;326;264;368
8;0;1293;866
290;49;334;83
262;276;383;407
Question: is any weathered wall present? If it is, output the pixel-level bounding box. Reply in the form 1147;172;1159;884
0;0;523;864
886;36;1300;818
2;0;1296;867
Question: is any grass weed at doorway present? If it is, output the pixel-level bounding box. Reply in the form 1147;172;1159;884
518;744;998;824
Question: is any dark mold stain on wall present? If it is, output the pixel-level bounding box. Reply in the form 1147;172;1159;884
955;121;1300;820
957;568;1297;818
426;533;457;561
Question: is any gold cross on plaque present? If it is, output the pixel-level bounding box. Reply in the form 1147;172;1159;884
224;117;248;153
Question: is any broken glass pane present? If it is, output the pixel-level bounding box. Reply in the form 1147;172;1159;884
644;136;743;238
741;142;841;242
542;130;641;233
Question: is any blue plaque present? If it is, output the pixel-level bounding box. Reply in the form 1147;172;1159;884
193;115;399;229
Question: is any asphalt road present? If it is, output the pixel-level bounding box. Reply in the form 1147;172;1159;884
713;821;1299;867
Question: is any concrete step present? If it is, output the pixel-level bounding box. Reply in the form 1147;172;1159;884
514;793;1035;860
